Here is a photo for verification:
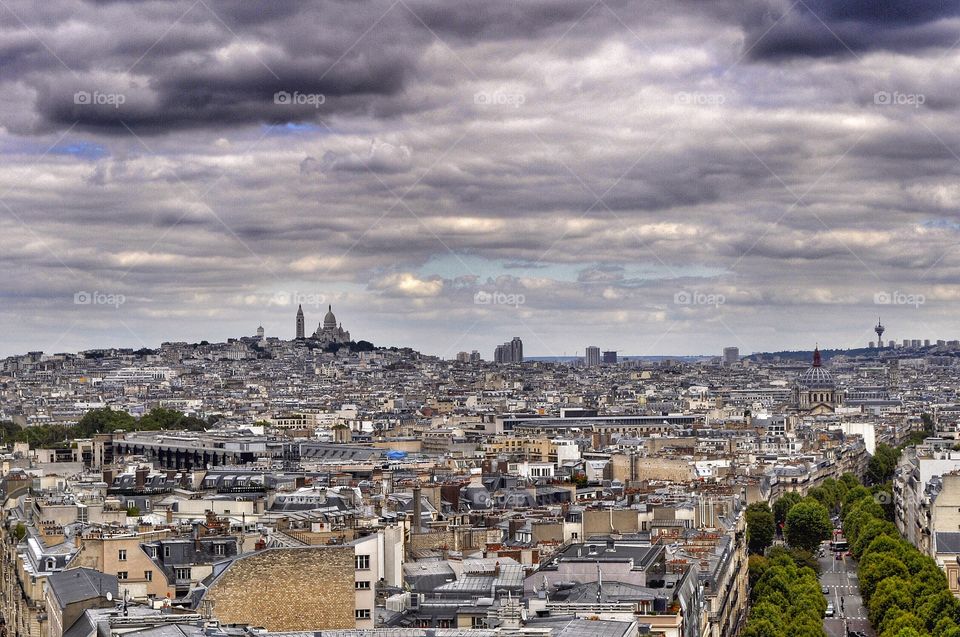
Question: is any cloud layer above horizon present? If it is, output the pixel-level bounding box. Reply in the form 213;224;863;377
2;0;960;357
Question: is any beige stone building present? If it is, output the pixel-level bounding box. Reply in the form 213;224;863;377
70;528;173;599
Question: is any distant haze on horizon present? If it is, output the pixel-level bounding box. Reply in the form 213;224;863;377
0;1;956;357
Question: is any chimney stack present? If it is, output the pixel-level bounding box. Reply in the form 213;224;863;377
412;482;422;533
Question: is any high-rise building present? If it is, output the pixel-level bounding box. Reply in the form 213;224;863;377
510;337;523;363
296;305;305;340
585;346;600;367
602;350;618;365
494;337;523;363
470;350;481;362
723;347;739;366
456;351;470;362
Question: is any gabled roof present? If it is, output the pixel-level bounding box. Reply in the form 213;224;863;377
47;568;118;610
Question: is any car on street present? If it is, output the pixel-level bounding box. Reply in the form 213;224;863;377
822;585;829;594
825;602;834;617
835;552;842;560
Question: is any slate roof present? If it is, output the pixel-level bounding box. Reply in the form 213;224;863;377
47;568;118;610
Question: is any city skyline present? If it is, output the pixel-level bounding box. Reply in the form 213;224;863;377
1;1;958;356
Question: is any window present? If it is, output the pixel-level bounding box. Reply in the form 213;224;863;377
472;617;486;628
175;567;191;581
117;571;128;580
355;580;371;590
355;609;371;620
118;549;127;561
144;571;153;582
163;546;171;558
355;555;370;570
214;544;226;557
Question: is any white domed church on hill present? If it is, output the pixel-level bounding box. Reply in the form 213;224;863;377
296;304;351;345
792;346;842;414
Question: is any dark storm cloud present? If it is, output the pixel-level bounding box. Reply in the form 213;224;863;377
2;0;662;135
744;0;960;59
2;0;425;134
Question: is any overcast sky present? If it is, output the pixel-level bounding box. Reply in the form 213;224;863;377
2;0;960;358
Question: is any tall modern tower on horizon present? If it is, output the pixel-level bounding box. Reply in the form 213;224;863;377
874;318;885;348
494;337;524;363
585;346;600;367
296;304;305;340
722;347;739;366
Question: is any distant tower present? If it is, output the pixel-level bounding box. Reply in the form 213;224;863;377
874;318;885;348
296;305;305;340
256;325;265;342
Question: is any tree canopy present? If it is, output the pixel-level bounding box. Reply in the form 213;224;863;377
746;502;775;555
784;498;832;553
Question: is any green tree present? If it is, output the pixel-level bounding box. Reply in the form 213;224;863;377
784;499;832;552
139;407;186;430
853;518;899;558
746;502;776;555
860;552;909;602
867;443;899;485
773;491;803;527
868;576;913;627
748;554;770;590
75;407;135;436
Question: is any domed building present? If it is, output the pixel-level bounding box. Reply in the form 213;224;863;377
312;304;351;345
793;346;842;414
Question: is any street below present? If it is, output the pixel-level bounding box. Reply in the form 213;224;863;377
820;548;874;637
